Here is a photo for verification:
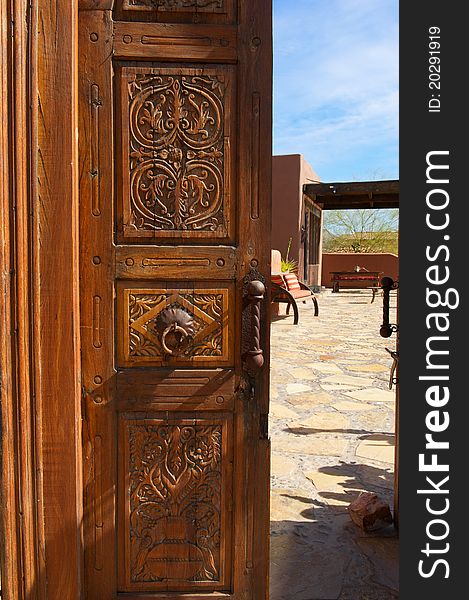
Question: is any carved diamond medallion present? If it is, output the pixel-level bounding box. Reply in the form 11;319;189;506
120;286;230;366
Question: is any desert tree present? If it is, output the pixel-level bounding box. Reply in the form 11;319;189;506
323;208;399;253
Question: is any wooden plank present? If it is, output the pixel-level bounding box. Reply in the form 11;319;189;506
305;179;400;196
237;1;272;598
304;181;399;209
78;10;117;598
113;22;237;63
117;593;233;599
0;2;23;597
115;368;236;410
394;284;400;528
1;1;44;598
313;195;399;210
34;1;82;598
14;0;40;590
115;245;238;280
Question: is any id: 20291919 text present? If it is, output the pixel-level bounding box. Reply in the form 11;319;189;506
428;26;441;113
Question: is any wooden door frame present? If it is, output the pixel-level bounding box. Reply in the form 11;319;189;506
2;2;272;599
1;1;83;598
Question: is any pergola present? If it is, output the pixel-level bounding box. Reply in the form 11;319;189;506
303;179;399;210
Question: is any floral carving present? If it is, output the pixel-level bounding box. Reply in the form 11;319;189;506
123;288;227;364
124;0;225;11
127;421;222;583
126;72;227;234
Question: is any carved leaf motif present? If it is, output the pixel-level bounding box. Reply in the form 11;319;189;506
191;293;223;318
126;72;227;234
192;332;222;357
128;422;222;583
129;293;168;320
129;332;159;357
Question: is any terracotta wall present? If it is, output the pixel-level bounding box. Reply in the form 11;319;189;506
271;154;302;264
272;154;322;285
322;253;399;288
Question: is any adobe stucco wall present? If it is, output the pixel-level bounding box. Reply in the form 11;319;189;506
272;154;322;284
272;155;302;262
322;253;399;288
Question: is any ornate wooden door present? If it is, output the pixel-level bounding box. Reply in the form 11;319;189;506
78;1;271;598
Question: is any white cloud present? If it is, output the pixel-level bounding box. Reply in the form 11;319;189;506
273;0;399;180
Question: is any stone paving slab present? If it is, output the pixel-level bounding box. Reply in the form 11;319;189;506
356;435;395;464
345;388;396;403
270;289;398;599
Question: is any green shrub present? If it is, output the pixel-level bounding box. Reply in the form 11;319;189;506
281;237;298;272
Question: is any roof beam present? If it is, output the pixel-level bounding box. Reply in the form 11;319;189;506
303;180;399;209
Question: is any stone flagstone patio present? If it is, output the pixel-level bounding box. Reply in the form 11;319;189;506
269;289;398;600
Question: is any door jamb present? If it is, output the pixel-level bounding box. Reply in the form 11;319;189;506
0;1;82;598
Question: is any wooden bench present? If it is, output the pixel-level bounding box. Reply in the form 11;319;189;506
271;272;319;324
270;250;318;324
330;270;382;294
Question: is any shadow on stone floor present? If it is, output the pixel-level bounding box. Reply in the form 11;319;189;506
358;434;394;444
316;461;394;493
270;513;398;600
269;291;398;599
271;315;298;323
279;472;391;513
270;462;397;599
284;426;392;436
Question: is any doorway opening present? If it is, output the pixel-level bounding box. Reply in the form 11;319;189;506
269;185;399;599
270;286;398;600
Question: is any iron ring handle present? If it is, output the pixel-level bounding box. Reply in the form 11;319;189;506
245;280;265;373
154;306;195;356
161;323;189;356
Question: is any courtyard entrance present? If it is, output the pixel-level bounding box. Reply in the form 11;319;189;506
270;290;398;600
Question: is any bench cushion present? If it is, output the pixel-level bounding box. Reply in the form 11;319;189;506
271;274;286;288
289;288;313;299
284;272;301;291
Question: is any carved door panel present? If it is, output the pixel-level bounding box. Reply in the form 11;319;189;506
78;2;271;599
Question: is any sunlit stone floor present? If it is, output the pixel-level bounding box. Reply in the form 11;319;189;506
269;289;399;600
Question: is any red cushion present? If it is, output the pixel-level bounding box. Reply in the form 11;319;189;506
337;275;377;281
284;273;301;291
290;288;312;299
271;274;286;288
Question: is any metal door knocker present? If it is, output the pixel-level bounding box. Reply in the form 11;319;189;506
154;307;195;356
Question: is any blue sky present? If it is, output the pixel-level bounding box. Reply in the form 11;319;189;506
273;0;399;182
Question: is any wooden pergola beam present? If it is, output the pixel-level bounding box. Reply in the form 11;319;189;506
304;179;399;209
